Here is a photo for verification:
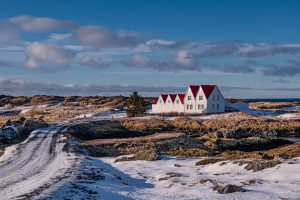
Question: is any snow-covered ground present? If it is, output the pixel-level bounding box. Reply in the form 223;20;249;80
41;156;300;200
0;125;78;200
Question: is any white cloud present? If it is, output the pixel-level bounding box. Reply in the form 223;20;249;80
175;50;197;67
24;42;75;69
9;15;76;32
48;33;72;41
0;28;18;42
80;57;111;68
74;25;140;48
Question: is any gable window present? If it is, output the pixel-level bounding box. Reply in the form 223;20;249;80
213;95;215;101
188;96;191;100
217;95;219;101
190;104;193;109
199;96;203;100
212;104;215;110
202;104;204;109
187;105;189;110
198;104;200;110
217;104;219;110
159;100;162;103
168;100;170;103
176;100;179;104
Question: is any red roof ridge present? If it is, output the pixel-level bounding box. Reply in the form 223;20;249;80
160;94;168;103
177;94;185;104
189;85;200;98
169;94;177;103
201;85;216;99
152;99;158;104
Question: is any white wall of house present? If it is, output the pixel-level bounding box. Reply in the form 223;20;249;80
152;85;226;114
195;87;207;114
174;95;184;113
184;87;196;114
152;102;161;113
206;87;225;113
152;96;162;113
164;95;174;113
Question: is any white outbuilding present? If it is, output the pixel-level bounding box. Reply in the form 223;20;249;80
225;99;249;112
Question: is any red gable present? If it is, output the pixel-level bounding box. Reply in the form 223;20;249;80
152;99;158;104
189;85;200;98
169;94;177;103
177;94;185;104
160;94;168;103
201;85;216;99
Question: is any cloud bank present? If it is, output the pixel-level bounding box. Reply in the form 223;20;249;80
0;15;299;78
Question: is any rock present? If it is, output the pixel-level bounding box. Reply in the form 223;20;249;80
0;127;19;142
134;149;160;161
244;159;282;172
213;184;246;193
20;119;48;135
195;158;224;166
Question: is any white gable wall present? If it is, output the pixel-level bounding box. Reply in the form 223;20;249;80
206;87;225;113
174;95;184;113
184;87;197;113
195;87;208;114
152;96;163;113
164;95;174;113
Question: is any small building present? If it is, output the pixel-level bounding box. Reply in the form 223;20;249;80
225;99;249;112
152;85;225;114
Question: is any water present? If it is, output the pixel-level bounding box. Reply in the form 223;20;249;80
281;106;297;111
278;137;300;143
245;98;300;103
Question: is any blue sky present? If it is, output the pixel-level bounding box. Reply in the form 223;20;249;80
0;0;300;98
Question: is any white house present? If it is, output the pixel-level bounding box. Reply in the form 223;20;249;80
225;99;249;112
152;85;225;114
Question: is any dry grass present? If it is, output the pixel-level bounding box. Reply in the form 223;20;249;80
250;102;300;110
120;115;300;137
83;132;184;146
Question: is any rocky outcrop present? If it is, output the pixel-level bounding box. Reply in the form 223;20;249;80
213;184;246;193
0;117;48;144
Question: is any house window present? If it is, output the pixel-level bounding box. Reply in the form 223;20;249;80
217;95;219;101
213;95;215;101
159;100;162;103
199;96;203;100
176;100;179;104
188;96;191;100
202;105;204;109
217;104;219;110
168;100;170;103
190;104;193;109
187;105;189;110
212;104;215;110
198;104;200;109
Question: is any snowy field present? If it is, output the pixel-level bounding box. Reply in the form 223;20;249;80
42;156;300;200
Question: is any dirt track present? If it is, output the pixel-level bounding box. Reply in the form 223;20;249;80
0;125;78;200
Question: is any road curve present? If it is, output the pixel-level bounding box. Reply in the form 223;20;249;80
0;125;77;200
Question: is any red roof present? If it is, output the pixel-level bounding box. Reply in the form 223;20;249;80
177;94;185;104
160;94;168;103
201;85;216;99
227;98;240;103
169;94;177;103
189;85;200;98
152;99;158;104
